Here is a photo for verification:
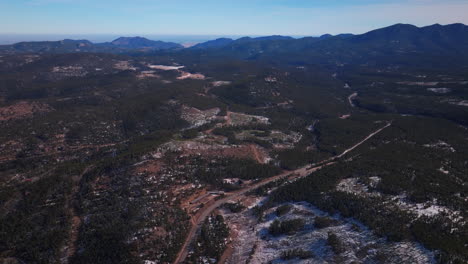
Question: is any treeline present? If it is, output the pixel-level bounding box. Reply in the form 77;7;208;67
118;94;188;137
275;148;330;170
72;159;190;263
0;172;73;264
260;161;468;263
193;158;281;189
268;218;305;236
212;124;272;147
188;214;229;263
69;130;190;263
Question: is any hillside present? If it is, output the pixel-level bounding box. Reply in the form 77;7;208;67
0;37;183;54
107;36;183;49
0;23;467;264
184;23;468;67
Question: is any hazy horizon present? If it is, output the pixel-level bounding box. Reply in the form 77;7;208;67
0;34;252;45
1;0;468;37
0;21;465;45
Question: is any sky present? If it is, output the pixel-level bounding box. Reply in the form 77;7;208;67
0;0;468;42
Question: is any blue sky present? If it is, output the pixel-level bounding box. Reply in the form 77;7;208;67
1;0;467;36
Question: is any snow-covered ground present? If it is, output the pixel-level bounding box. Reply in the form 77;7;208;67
427;87;451;93
397;81;439;86
228;112;270;126
423;140;456;152
114;60;137;71
177;72;205;80
222;201;435;264
452;100;468;107
235;130;302;149
147;64;185;71
212;81;231;87
335;177;464;223
180;106;220;128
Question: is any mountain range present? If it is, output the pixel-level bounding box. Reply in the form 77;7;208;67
0;37;183;54
1;22;468;264
1;23;468;66
106;36;183;49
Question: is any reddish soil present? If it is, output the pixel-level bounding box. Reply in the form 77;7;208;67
153;226;168;238
184;144;266;164
218;224;237;264
174;123;393;264
225;111;232;125
64;166;93;262
0;142;122;164
134;160;164;174
0;101;52;121
179;187;208;211
66;216;81;259
249;144;264;164
177;72;205;80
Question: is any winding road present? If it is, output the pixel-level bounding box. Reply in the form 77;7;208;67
348;92;358;108
173;122;391;264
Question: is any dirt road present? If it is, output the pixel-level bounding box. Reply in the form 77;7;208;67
173;122;391;264
63;165;93;263
249;144;264;164
337;121;391;158
348;92;358;107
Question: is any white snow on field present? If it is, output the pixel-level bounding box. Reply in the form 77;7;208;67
427;88;451;94
177;72;205;80
228;112;270;126
452;100;468;107
394;197;463;222
222;201;435;264
52;65;83;72
147;64;185;71
338;178;367;195
336;178;382;198
137;70;160;79
114;60;137;71
438;167;449;174
368;176;381;188
180;106;220;128
398;81;439;86
212;81;231;87
49;65;88;77
335;177;464;222
423;141;456;152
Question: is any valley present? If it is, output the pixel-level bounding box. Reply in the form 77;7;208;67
0;23;467;264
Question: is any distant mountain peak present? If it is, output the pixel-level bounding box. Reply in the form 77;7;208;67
109;36;183;49
191;38;234;49
319;34;333;39
253;35;294;41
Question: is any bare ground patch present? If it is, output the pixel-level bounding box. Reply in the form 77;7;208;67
0;101;52;121
180;106;221;128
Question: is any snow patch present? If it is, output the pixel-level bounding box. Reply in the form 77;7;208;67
177;72;205;80
423;141;455;152
222;201;435;264
212;81;231;87
398;81;439;86
427;88;451;94
147;64;185;71
180;106;220;128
